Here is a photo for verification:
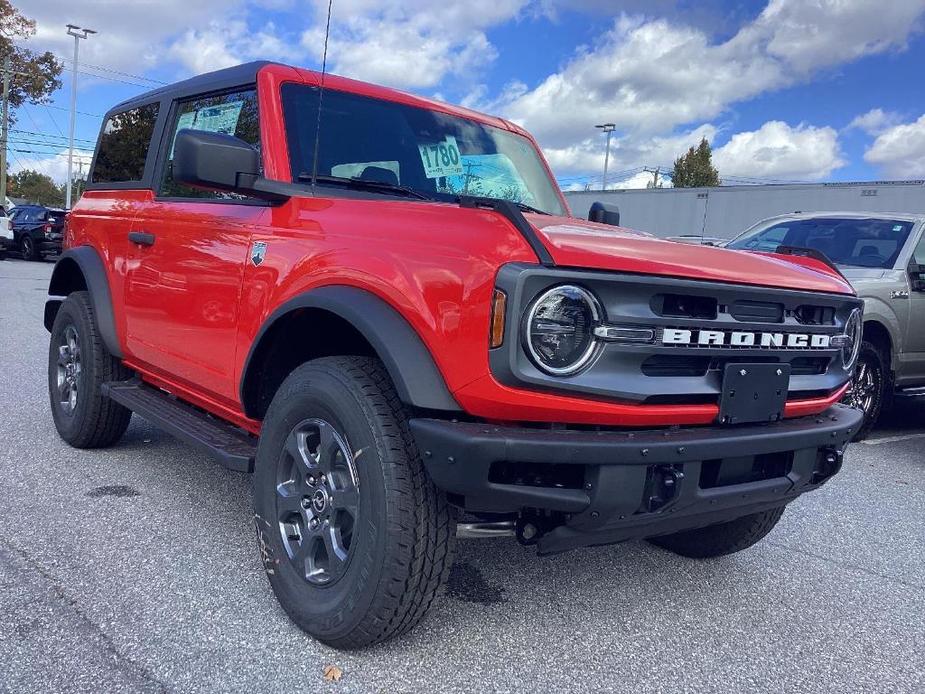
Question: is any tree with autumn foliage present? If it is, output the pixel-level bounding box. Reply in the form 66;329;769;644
0;1;64;126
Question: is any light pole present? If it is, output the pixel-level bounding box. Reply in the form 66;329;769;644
65;24;96;210
595;123;615;191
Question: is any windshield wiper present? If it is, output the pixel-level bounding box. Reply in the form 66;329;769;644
456;194;550;215
296;173;434;201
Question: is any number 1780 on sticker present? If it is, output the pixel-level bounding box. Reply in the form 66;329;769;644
418;136;465;179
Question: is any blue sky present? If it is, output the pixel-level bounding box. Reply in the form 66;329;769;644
14;0;925;189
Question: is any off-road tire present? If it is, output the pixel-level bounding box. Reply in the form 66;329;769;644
48;291;132;447
253;356;456;649
648;505;785;558
20;235;37;261
843;340;889;442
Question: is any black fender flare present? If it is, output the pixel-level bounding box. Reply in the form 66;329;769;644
45;246;123;359
240;286;461;416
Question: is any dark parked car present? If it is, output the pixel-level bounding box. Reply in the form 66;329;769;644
10;204;65;260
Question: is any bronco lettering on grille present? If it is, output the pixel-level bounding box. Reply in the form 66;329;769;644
662;328;832;349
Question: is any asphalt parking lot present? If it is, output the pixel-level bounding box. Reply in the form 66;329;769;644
1;257;923;693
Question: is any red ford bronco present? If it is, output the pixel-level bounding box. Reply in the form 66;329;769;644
46;61;863;648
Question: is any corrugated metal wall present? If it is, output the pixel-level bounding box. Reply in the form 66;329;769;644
565;181;925;240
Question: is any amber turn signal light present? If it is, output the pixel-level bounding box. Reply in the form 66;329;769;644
489;289;507;348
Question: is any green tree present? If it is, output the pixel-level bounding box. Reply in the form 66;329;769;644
671;138;721;188
0;1;64;125
9;169;64;206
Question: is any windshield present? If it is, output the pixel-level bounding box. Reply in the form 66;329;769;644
281;84;566;215
727;217;916;269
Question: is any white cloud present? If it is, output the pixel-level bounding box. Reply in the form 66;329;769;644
168;20;301;74
864;114;925;177
301;0;528;89
755;0;925;73
543;124;717;175
26;0;252;74
847;108;903;136
713;121;845;181
11;148;95;184
610;170;674;190
493;0;925;164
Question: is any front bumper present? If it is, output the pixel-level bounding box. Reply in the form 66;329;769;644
410;404;862;554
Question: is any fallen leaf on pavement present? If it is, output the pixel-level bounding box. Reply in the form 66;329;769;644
323;665;343;682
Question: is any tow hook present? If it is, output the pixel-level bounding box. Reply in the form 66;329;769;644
647;464;685;512
515;515;558;545
812;447;843;484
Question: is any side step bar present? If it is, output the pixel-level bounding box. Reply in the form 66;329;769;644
102;380;256;472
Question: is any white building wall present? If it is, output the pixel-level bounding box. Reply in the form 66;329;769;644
565;181;925;240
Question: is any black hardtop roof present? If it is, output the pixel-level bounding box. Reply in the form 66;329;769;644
107;60;278;116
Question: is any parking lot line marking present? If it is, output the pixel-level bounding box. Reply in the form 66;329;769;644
862;432;925;446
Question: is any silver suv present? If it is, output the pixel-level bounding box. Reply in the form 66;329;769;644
728;212;925;439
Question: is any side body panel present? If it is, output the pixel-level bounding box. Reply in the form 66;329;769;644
65;190;151;346
123;196;264;405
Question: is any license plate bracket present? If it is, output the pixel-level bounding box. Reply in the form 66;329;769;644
718;363;791;425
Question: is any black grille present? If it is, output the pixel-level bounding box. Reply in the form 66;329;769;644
641;354;831;378
651;293;717;320
642;355;710;377
795;305;836;325
730;300;784;323
791;356;830;375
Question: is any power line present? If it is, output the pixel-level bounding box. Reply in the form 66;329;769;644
55;55;163;89
56;56;167;86
10;128;95;146
43;103;102;119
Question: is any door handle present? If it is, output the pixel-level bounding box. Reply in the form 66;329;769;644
128;231;156;247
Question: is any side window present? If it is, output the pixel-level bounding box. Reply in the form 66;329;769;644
160;88;260;199
91;104;160;183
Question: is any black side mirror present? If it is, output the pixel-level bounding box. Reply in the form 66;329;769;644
909;262;925;291
173;129;290;203
588;201;620;226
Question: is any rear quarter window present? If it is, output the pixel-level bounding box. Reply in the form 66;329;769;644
91;103;160;183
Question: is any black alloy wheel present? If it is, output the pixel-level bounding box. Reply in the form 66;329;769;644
20;235;37;261
276;417;360;586
55;324;82;415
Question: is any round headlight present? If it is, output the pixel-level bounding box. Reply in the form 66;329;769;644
842;308;863;370
524;285;601;375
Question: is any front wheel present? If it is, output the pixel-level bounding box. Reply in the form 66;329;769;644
842;340;888;441
648;505;785;558
253;356;456;649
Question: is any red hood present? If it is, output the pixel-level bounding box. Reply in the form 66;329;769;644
527;216;854;295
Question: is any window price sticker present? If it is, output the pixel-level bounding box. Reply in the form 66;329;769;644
418;136;464;179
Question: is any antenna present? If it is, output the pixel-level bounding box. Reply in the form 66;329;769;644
310;0;334;195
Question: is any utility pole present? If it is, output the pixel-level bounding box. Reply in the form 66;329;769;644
643;166;661;188
595;123;616;191
0;56;11;208
66;24;96;210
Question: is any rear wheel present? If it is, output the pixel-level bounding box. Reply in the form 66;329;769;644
649;506;785;558
48;291;132;447
253;356;455;649
20;235;37;261
842;340;888;442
